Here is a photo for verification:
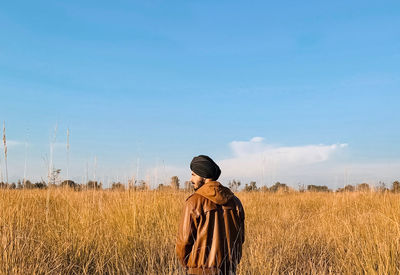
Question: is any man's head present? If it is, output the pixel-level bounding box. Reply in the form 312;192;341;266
190;155;221;190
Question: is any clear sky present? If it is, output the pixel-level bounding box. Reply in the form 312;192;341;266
1;1;399;188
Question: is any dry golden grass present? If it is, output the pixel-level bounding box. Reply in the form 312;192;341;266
1;189;400;274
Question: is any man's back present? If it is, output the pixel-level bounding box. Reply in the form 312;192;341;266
176;181;245;275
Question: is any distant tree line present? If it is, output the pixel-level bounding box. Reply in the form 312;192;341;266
0;179;102;190
1;175;400;194
226;180;400;193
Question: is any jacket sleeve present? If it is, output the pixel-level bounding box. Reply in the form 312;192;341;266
176;200;197;267
238;198;245;244
241;209;245;244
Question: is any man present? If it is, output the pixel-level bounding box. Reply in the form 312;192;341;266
176;155;245;275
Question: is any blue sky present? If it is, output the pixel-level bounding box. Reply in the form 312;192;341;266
1;1;399;188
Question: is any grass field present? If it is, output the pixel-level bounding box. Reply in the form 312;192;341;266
1;189;400;274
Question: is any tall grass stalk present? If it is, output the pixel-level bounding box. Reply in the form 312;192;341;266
23;130;29;188
66;128;70;180
2;121;8;184
46;123;58;223
0;141;3;183
93;156;97;183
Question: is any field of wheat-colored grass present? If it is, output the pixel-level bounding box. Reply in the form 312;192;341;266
1;189;400;274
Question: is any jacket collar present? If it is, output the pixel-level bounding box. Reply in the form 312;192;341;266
195;181;234;205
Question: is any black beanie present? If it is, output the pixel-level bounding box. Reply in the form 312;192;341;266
190;155;221;180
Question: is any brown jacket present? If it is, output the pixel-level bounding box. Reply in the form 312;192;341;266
176;181;245;275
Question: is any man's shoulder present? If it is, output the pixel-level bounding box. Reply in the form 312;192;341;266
184;193;208;217
185;193;205;203
185;193;194;202
232;194;243;205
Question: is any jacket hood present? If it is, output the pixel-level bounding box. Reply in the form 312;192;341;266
196;181;234;205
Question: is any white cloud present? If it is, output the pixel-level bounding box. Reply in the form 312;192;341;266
216;137;400;189
250;137;264;142
219;137;348;186
230;136;270;156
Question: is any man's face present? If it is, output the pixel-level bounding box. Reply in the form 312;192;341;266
190;171;205;190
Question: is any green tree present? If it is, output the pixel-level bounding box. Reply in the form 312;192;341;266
337;184;355;192
33;181;47;189
111;182;125;191
228;180;241;192
392;181;400;193
269;182;289;193
61;180;78;189
307;185;330;192
170;176;180;190
244;181;258;192
184;181;194;192
87;180;102;190
136;180;149;191
377;181;388;193
22;180;34;189
356;183;370;192
49;168;61;187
